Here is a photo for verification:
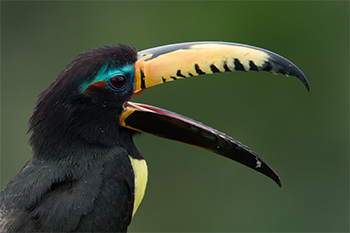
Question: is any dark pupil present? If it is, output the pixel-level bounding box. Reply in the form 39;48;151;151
111;75;126;88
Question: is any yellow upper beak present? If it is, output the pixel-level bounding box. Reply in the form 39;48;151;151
133;41;309;94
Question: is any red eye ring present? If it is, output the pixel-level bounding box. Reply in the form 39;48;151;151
110;75;126;89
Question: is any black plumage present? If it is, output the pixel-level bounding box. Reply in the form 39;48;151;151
1;44;141;232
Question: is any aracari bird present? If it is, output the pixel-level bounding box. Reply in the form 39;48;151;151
0;42;309;232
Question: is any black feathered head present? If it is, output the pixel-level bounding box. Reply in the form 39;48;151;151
29;44;138;158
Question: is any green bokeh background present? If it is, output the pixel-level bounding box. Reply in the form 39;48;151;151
1;1;348;232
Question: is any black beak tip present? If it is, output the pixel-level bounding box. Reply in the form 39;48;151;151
256;161;282;187
300;75;310;92
265;171;282;187
275;177;282;187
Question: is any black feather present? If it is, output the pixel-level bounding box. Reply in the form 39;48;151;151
1;44;140;232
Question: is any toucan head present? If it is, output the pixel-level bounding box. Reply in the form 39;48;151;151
29;42;309;187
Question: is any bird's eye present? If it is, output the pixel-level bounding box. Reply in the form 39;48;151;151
110;75;126;89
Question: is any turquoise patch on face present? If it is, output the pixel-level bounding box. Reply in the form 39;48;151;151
80;63;134;93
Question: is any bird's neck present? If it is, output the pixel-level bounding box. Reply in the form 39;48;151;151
29;124;140;162
28;104;136;161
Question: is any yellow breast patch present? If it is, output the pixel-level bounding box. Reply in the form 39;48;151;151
128;155;148;217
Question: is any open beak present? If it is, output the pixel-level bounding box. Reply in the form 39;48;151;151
120;41;310;187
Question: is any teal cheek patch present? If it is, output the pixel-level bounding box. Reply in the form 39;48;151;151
79;64;135;94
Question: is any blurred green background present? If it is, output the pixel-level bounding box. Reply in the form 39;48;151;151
1;1;348;232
